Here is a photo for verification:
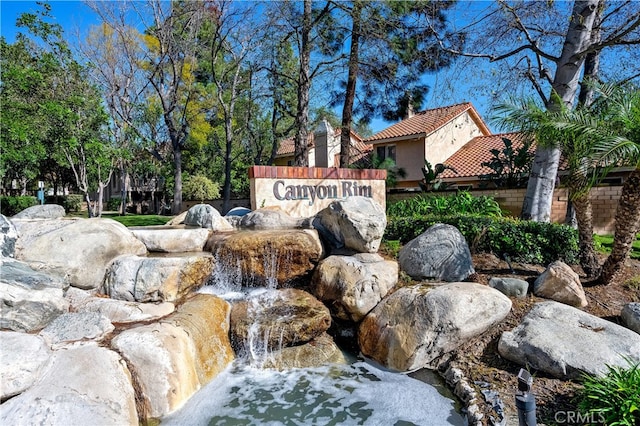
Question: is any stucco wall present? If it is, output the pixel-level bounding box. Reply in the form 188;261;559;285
382;111;486;188
425;111;485;168
394;137;425;186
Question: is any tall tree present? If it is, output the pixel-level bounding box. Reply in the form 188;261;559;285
89;0;207;214
78;8;151;215
196;1;259;213
432;0;640;221
1;3;110;211
264;1;340;167
335;0;460;167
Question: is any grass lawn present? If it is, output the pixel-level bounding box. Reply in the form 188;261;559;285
66;212;173;227
105;214;172;227
594;234;640;259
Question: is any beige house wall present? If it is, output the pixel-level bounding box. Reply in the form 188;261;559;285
394;137;425;186
376;111;486;189
424;111;486;168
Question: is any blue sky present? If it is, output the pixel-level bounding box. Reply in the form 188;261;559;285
0;0;496;134
1;1;98;43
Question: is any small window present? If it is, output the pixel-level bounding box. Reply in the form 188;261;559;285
376;145;396;162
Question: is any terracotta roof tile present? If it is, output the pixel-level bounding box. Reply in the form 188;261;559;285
366;102;490;143
276;133;314;156
439;132;533;178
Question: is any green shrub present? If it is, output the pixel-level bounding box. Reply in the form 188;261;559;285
387;192;504;218
384;214;579;265
577;358;640;426
66;194;83;212
183;174;220;202
0;196;38;216
106;197;122;211
44;194;83;213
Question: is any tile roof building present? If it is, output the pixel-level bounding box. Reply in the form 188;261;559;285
365;102;492;189
274;121;372;168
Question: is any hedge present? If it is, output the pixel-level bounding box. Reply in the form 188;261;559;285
385;214;579;265
0;196;38;217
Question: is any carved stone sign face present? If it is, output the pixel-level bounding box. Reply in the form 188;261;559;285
249;166;387;218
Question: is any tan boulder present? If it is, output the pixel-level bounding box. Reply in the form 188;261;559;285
533;260;587;307
111;294;234;419
312;253;398;322
261;333;347;370
359;282;512;371
206;229;324;287
102;254;214;302
230;288;331;352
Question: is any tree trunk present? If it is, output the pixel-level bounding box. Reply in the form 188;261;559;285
599;167;640;284
84;192;94;218
521;0;600;221
97;182;105;218
339;1;362;169
577;0;603;108
293;0;312;167
571;191;601;278
172;147;182;215
222;118;234;215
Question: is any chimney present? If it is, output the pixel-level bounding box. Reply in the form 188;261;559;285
314;119;333;168
405;93;415;119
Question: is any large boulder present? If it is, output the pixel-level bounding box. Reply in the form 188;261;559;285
239;208;302;229
226;206;251;217
498;301;640;379
14;218;147;290
312;253;398;322
112;294;234;419
533;260;587;307
359;282;512;371
622;302;640;335
0;259;69;332
39;312;114;349
1;214;17;257
206;229;324;287
184;204;233;231
130;227;211;252
0;344;138;426
314;196;386;253
166;211;188;226
66;287;175;323
398;224;475;282
261;333;347;370
12;204;66;220
102;254;215;302
0;331;51;400
489;277;529;299
230;288;332;352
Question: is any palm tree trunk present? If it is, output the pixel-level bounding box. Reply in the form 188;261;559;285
599;167;640;284
571;191;601;278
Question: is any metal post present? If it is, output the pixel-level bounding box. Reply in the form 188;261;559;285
516;369;537;426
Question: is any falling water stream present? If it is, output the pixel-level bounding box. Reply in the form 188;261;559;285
162;233;466;425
